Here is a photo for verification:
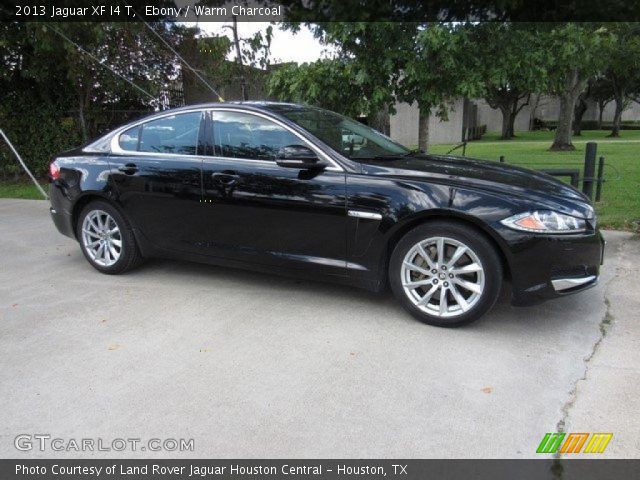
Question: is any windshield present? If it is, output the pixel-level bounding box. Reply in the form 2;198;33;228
264;104;410;159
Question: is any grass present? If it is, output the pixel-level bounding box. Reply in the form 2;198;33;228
0;180;47;200
429;130;640;231
1;130;638;230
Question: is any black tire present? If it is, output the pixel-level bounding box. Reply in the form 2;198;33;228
389;221;502;327
76;200;143;274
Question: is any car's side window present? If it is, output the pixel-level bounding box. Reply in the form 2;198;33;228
119;126;139;151
118;112;203;155
210;111;303;161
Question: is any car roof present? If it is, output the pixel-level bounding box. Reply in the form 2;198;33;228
168;101;303;113
82;101;323;154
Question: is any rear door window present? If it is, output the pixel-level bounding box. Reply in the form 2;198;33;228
118;112;204;155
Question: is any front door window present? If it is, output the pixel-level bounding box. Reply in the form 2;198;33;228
210;111;303;161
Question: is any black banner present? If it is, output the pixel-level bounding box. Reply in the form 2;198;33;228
3;0;640;22
3;460;640;480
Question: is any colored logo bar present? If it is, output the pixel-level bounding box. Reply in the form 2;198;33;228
537;433;612;454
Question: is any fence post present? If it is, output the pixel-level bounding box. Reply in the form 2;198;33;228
499;155;505;163
595;156;605;202
582;142;597;200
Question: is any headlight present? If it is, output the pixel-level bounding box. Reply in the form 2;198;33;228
500;211;587;234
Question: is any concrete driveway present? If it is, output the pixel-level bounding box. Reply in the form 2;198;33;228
0;199;638;458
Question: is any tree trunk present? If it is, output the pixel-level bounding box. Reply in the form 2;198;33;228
573;97;587;136
231;16;248;101
597;102;605;130
608;97;623;137
550;92;579;151
418;110;429;153
509;94;530;138
508;108;517;138
499;106;514;140
529;94;541;131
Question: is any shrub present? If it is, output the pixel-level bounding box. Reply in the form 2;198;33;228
0;100;82;180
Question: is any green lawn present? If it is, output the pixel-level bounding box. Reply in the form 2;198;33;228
0;180;47;200
429;130;640;230
1;130;638;230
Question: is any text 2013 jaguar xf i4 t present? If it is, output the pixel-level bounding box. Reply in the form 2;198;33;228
49;102;604;326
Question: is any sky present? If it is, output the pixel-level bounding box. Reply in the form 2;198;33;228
194;22;330;64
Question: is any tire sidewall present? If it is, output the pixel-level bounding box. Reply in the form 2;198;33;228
389;221;502;327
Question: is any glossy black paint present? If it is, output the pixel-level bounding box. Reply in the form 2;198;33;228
49;102;604;305
107;154;203;254
200;156;347;275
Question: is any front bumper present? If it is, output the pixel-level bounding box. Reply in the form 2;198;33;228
499;226;605;306
551;275;598;292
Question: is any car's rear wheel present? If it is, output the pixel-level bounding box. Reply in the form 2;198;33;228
77;200;142;274
389;221;502;327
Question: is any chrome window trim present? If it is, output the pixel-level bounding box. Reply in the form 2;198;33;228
198;155;345;171
108;107;344;172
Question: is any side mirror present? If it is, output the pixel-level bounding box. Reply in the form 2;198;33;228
276;145;326;169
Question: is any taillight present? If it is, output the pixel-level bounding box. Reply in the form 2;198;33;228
49;160;60;180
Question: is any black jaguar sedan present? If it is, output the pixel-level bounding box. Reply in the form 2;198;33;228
49;102;604;326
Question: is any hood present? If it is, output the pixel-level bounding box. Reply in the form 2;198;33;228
358;154;592;213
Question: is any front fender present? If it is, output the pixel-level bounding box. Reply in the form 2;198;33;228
346;175;523;285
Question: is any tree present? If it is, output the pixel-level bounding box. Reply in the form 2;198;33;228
301;22;413;132
179;24;272;103
573;79;593;136
278;0;640;24
470;23;547;140
545;24;610;151
397;24;481;151
30;22;187;141
267;59;368;118
0;22;76;178
220;20;273;101
0;20;197;177
296;22;481;151
589;77;614;129
602;23;640;137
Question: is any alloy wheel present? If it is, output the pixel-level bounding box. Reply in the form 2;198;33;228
81;209;122;267
401;236;485;318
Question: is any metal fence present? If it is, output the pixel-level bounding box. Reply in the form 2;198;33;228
499;142;606;202
447;140;608;202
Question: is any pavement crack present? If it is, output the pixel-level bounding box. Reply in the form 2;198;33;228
554;236;625;460
555;292;613;436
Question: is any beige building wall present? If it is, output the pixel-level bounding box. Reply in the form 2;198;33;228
475;98;533;133
478;95;640;131
390;99;466;148
390;95;640;146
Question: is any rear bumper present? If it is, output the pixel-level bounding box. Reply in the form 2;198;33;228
49;183;75;239
502;227;605;306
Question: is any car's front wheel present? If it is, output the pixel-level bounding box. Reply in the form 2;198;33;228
389;221;502;327
77;200;142;274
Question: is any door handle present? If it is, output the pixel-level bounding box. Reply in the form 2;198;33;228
211;171;240;185
118;163;138;175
